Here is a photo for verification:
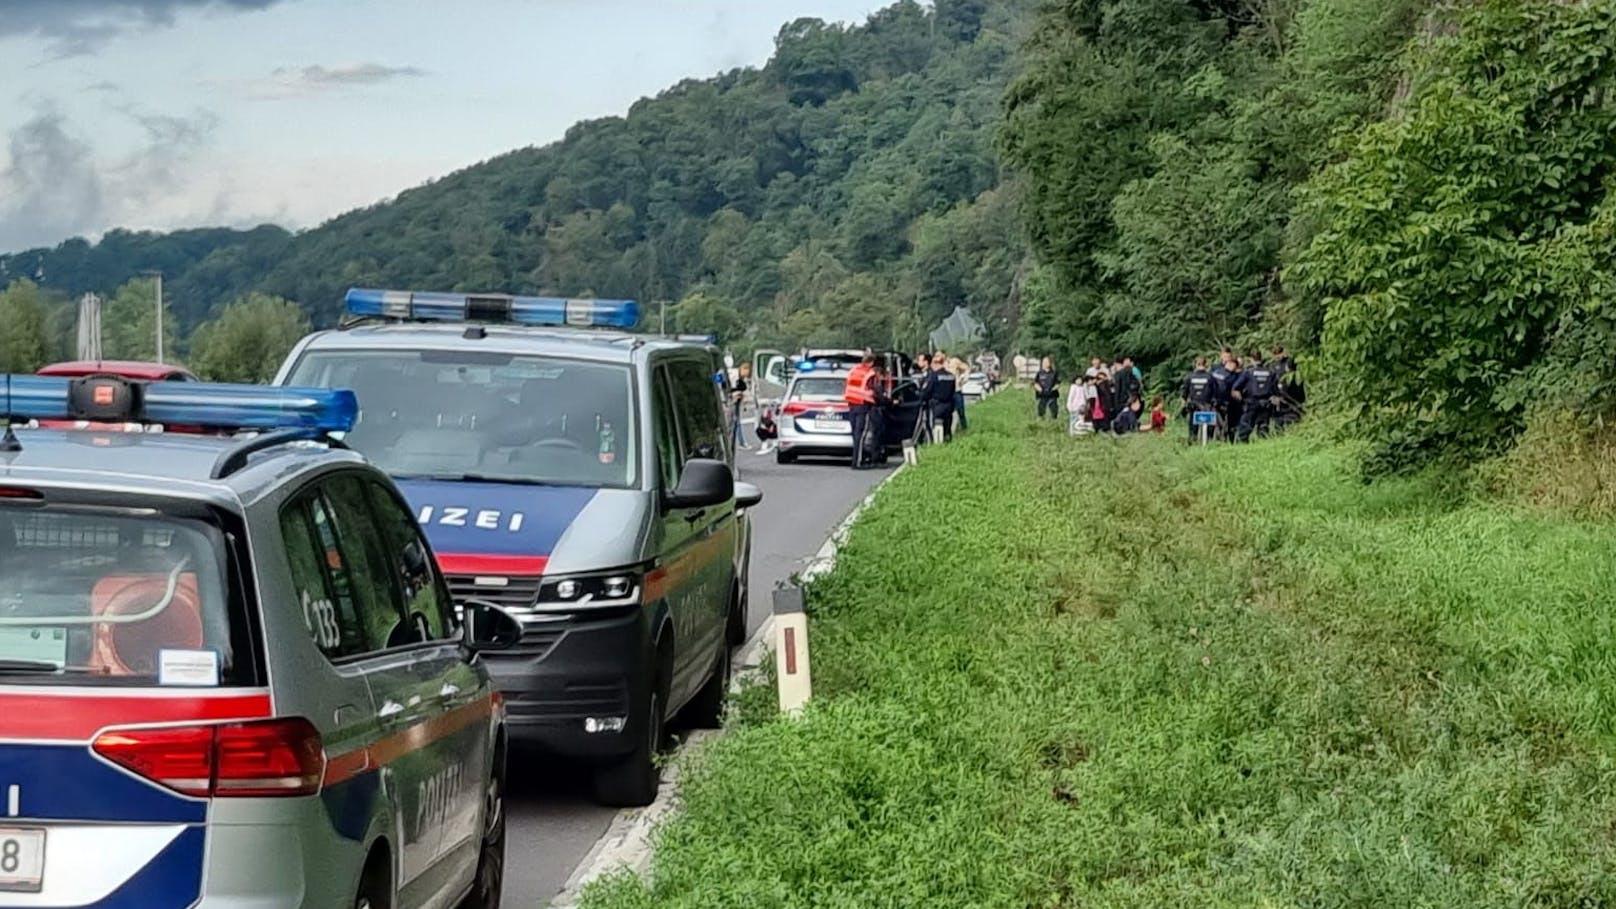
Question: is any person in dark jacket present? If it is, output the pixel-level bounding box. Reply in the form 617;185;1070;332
1183;356;1217;444
1033;357;1060;419
1114;357;1142;407
926;355;958;442
1091;370;1115;434
1271;346;1305;430
1232;354;1278;442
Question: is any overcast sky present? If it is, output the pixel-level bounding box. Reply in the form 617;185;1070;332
0;0;888;253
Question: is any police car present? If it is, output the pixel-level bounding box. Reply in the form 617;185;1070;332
0;374;520;909
774;358;926;464
274;290;762;807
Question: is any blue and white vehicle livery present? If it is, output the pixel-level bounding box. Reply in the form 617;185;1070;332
275;290;761;807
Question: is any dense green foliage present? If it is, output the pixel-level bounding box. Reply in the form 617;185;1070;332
583;393;1616;908
188;294;311;383
1;1;1035;356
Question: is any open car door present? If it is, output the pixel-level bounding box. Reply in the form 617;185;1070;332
882;375;925;449
753;349;788;405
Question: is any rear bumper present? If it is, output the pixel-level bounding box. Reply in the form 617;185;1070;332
481;606;651;761
778;418;855;458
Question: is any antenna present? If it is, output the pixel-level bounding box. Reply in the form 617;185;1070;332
0;374;20;453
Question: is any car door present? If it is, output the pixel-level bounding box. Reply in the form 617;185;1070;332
649;364;705;704
665;358;735;703
361;476;490;893
883;377;925;447
314;474;470;909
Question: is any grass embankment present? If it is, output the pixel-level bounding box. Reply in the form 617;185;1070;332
583;392;1616;908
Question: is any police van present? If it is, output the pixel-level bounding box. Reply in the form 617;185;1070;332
0;373;520;909
274;289;762;807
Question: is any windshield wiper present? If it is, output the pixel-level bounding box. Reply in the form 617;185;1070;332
0;659;68;674
456;473;589;488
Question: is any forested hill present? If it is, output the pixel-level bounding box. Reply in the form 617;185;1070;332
0;0;1033;352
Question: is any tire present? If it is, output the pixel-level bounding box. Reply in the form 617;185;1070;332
775;449;796;465
457;757;505;909
683;642;730;729
354;850;390;909
592;675;666;808
725;580;747;647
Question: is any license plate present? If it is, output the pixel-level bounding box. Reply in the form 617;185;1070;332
813;418;844;431
0;827;45;893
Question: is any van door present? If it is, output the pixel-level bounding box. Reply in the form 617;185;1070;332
664;358;735;705
648;365;704;706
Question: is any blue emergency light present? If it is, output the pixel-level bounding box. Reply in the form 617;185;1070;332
0;375;357;433
345;288;640;329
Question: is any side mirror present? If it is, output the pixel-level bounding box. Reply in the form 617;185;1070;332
460;600;524;651
664;458;734;511
735;480;763;510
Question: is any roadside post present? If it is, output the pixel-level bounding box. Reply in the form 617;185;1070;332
773;584;812;714
1193;409;1216;446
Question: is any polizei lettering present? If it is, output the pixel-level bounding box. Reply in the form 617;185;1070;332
417;505;526;532
412;762;467;841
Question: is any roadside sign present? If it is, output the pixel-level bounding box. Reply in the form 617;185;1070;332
1192;410;1217;426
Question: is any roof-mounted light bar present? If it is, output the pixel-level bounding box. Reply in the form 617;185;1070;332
345;288;640;329
0;375;357;433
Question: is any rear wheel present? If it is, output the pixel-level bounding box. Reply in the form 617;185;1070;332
355;848;391;909
775;449;796;465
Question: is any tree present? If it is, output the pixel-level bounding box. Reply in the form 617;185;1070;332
673;292;745;347
101;277;178;362
0;280;51;373
188;295;312;383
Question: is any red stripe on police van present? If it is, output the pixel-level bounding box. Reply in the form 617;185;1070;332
0;690;273;742
436;553;549;576
322;694;498;787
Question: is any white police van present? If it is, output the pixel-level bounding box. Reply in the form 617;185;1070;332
275;290;761;806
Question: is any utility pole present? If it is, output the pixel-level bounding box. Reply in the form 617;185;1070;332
659;300;666;335
141;269;164;363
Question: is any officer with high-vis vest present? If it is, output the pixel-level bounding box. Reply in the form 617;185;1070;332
844;353;880;469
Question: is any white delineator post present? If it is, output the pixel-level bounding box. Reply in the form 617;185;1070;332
773;585;812;715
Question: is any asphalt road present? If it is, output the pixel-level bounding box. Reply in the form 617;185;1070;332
502;450;893;907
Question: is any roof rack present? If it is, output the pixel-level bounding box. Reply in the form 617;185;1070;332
210;428;349;480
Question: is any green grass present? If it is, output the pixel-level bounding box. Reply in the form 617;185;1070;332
580;392;1616;908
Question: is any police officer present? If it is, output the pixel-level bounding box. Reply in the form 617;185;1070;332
1183;356;1216;444
844;353;878;468
925;351;958;442
1271;346;1305;431
1232;352;1278;442
1209;350;1234;441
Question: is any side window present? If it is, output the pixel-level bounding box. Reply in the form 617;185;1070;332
651;366;683;491
667;359;726;464
365;478;455;642
281;494;371;659
321;475;417;649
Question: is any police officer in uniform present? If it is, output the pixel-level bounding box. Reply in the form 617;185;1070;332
1209;350;1234;441
843;353;878;469
1182;356;1216;444
1271;346;1305;431
924;352;958;442
1232;353;1278;442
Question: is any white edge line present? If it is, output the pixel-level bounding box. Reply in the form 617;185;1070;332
549;462;909;907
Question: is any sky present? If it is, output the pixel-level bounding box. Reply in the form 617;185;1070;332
0;0;889;254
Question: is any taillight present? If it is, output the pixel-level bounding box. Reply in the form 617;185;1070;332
93;718;325;798
783;401;847;416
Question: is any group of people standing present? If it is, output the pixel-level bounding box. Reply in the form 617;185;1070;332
1033;356;1167;436
1180;347;1304;442
1029;347;1305;443
842;350;967;469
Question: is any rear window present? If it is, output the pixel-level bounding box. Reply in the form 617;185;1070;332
0;508;244;687
790;377;848;401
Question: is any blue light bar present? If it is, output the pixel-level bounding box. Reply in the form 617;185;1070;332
346;288;640;329
0;375;357;433
796;360;816;372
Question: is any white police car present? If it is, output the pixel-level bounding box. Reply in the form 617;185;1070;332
0;373;521;908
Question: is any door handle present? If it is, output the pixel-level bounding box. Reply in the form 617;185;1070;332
439;683;461;699
377;700;404;719
685;509;707;523
334;703;363;726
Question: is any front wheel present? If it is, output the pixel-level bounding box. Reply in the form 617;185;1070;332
592;687;664;807
683;644;730;729
457;764;505;909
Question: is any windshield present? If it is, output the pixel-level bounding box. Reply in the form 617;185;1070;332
286;349;638;489
0;508;242;685
791;377;849;401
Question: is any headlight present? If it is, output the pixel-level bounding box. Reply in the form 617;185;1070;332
536;570;643;608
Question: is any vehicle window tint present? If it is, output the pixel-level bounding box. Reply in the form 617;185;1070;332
667;359;726;463
280;498;371;659
651;367;682;490
321;476;418;650
364;479;455;642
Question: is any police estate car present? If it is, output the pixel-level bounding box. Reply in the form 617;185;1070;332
274;290;763;807
0;374;520;909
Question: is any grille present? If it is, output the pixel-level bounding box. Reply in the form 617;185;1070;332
445;573;542;611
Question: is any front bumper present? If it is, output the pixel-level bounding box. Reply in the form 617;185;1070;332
481;606;652;760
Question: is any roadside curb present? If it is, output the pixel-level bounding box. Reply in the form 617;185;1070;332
548;463;908;908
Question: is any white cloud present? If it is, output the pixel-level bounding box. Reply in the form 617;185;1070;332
246;62;429;99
